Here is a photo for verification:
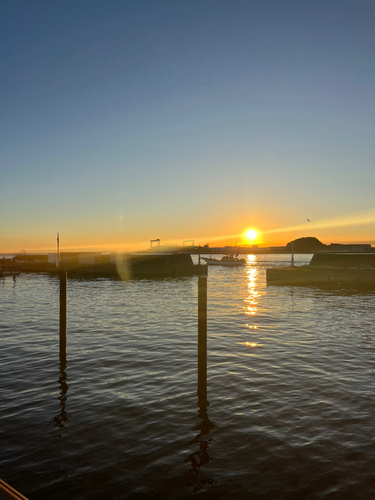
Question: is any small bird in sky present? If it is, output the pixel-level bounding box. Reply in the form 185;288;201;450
307;218;310;222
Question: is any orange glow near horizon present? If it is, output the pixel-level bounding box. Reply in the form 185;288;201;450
3;207;375;254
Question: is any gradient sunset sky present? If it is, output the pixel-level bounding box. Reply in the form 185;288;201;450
1;0;375;252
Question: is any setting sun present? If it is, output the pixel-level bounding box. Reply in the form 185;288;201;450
245;229;258;241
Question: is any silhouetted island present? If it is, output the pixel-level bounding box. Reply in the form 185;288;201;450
286;237;327;252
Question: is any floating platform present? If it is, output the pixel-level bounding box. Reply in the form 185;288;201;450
266;253;375;288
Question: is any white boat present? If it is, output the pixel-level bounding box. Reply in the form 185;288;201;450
202;255;246;266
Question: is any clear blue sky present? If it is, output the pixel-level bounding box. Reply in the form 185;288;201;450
1;0;375;251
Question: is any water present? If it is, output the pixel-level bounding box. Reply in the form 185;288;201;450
1;254;375;499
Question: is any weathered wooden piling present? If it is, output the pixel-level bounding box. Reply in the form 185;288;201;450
59;272;67;363
197;275;207;406
291;241;294;267
0;478;29;499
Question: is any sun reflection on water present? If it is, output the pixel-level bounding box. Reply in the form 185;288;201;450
244;255;259;322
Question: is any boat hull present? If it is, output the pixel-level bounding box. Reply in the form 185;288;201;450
202;258;246;266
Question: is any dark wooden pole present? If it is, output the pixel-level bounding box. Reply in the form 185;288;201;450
0;478;29;500
59;272;67;364
198;275;207;407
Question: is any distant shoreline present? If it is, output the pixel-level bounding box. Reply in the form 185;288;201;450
2;248;375;258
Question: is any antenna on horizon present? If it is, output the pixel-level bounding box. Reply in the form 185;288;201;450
150;238;160;250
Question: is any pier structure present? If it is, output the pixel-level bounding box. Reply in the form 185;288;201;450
2;253;209;382
55;266;209;399
1;270;209;500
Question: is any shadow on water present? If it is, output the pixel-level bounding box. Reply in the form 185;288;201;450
53;361;69;432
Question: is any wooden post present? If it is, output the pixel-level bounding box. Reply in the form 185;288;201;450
291;241;294;267
56;232;60;268
0;479;29;500
198;275;207;407
59;272;67;364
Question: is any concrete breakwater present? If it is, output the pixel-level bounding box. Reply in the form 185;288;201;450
0;253;207;279
266;253;375;288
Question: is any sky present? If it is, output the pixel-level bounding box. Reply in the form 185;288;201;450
1;0;375;252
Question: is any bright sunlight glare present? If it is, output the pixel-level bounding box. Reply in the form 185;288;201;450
245;229;258;241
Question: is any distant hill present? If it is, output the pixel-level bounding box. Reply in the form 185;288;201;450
286;237;327;252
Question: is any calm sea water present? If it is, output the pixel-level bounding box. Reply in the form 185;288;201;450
1;254;375;500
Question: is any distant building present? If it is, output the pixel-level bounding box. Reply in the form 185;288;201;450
268;246;287;252
48;252;110;264
328;243;372;252
14;254;48;262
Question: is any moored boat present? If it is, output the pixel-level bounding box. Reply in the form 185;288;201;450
202;255;246;266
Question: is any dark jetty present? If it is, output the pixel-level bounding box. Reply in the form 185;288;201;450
0;253;207;279
121;253;206;278
266;253;375;288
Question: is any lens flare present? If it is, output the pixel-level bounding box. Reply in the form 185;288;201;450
115;254;132;281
